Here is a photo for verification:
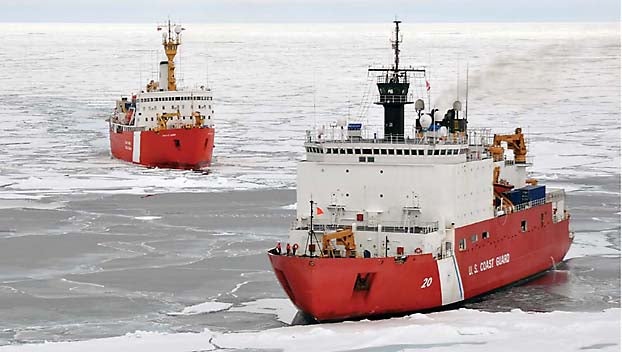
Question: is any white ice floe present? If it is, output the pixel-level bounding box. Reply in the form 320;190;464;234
565;230;620;259
1;308;618;352
167;301;233;316
133;216;162;221
229;298;298;324
281;203;297;210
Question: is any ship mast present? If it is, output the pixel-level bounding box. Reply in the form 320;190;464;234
369;20;423;141
393;20;400;71
158;20;184;91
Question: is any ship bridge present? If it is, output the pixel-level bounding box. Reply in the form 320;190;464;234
303;124;495;165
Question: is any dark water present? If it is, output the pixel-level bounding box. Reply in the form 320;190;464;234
0;175;619;345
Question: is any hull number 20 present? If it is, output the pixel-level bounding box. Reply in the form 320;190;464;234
421;277;433;288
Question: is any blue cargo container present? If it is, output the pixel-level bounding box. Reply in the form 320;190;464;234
503;185;546;205
504;189;524;205
521;185;546;202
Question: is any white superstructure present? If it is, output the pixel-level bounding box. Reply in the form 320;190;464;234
285;21;538;261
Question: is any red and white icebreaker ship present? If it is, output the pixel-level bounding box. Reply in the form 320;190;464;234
109;21;214;169
268;21;572;322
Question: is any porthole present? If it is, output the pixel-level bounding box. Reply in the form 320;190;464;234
379;170;383;174
380;194;384;198
345;169;349;173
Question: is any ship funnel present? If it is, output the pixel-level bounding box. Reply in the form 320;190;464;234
159;61;168;91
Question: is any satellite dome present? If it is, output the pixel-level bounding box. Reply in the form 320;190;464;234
337;117;347;127
415;99;425;112
453;100;462;111
439;126;448;137
420;114;432;130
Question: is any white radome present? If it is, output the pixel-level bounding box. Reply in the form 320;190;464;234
439;126;448;136
420;114;432;130
175;25;182;34
337;117;347;127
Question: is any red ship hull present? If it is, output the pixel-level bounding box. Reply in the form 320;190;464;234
109;126;214;169
268;203;571;322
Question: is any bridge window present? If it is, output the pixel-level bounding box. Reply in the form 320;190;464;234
359;157;366;162
326;149;332;154
363;149;372;155
355;149;361;155
373;149;380;155
441;149;446;155
347;149;353;155
427;150;433;155
388;149;395;155
403;149;409;155
332;148;338;154
419;150;424;156
434;150;440;156
367;157;375;162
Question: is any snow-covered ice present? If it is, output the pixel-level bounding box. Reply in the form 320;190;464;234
1;308;618;352
167;301;233;316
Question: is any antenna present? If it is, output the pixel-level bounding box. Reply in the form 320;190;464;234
465;63;469;122
391;20;402;71
456;60;460;101
313;69;317;128
205;42;210;87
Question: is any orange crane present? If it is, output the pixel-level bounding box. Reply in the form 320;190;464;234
489;127;527;163
322;228;357;258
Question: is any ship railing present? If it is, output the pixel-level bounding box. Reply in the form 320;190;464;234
546;189;567;223
110;122;146;132
467;128;493;147
511;197;546;212
307;133;468;146
546;189;565;203
375;75;411;84
376;95;412;104
293;221;439;235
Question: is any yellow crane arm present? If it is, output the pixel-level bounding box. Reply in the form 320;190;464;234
321;228;357;258
490;127;527;163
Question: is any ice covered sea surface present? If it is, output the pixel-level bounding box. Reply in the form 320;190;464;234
0;22;619;196
0;22;619;351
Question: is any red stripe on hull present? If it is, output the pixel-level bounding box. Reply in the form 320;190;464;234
268;253;442;321
109;127;214;169
268;204;571;322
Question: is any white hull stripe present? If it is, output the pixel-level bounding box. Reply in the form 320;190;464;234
132;131;141;163
437;256;464;305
